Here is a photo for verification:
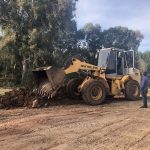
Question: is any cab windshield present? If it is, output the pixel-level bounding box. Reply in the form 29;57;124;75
98;49;111;68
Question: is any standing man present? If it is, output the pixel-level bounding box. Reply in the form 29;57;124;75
140;72;149;108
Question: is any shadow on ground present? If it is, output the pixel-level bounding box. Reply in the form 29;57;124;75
46;96;143;107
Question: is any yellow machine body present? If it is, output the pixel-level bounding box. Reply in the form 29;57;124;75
33;48;141;105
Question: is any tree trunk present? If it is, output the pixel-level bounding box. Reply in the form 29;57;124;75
22;58;28;83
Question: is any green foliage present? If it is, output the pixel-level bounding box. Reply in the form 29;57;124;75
138;51;150;75
77;23;144;65
77;23;102;50
137;57;147;72
77;24;144;51
0;0;78;86
0;2;146;87
102;27;144;50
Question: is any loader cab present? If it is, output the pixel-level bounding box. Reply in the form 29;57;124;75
98;48;135;75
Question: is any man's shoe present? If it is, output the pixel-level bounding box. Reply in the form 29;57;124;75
140;106;148;108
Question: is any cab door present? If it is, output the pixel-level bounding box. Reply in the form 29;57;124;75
106;50;117;74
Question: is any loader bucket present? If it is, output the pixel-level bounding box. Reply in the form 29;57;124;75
32;66;65;98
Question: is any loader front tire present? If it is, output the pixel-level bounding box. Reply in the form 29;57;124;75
66;78;82;99
125;80;140;101
82;79;106;105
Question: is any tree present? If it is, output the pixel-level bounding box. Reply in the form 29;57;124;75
137;57;147;72
102;26;144;50
139;51;150;77
77;23;102;49
77;23;103;64
77;24;144;65
0;0;78;85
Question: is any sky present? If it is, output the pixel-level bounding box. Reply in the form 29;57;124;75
76;0;150;51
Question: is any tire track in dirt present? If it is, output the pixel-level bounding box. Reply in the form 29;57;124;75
0;108;113;139
0;106;119;131
46;117;132;149
52;112;148;150
0;110;97;128
38;111;114;129
88;117;150;150
128;131;150;150
0;94;150;150
1;109;129;150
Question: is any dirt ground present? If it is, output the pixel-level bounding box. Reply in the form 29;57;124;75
0;91;150;150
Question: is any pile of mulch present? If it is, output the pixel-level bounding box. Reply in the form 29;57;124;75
0;88;83;109
0;88;37;109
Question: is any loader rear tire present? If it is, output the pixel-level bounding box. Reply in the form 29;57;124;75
66;78;83;99
125;80;140;101
82;79;106;105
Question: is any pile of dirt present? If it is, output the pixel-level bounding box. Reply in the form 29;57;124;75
0;87;83;109
0;88;70;109
0;88;36;109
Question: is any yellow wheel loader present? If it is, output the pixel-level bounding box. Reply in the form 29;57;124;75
33;48;141;105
